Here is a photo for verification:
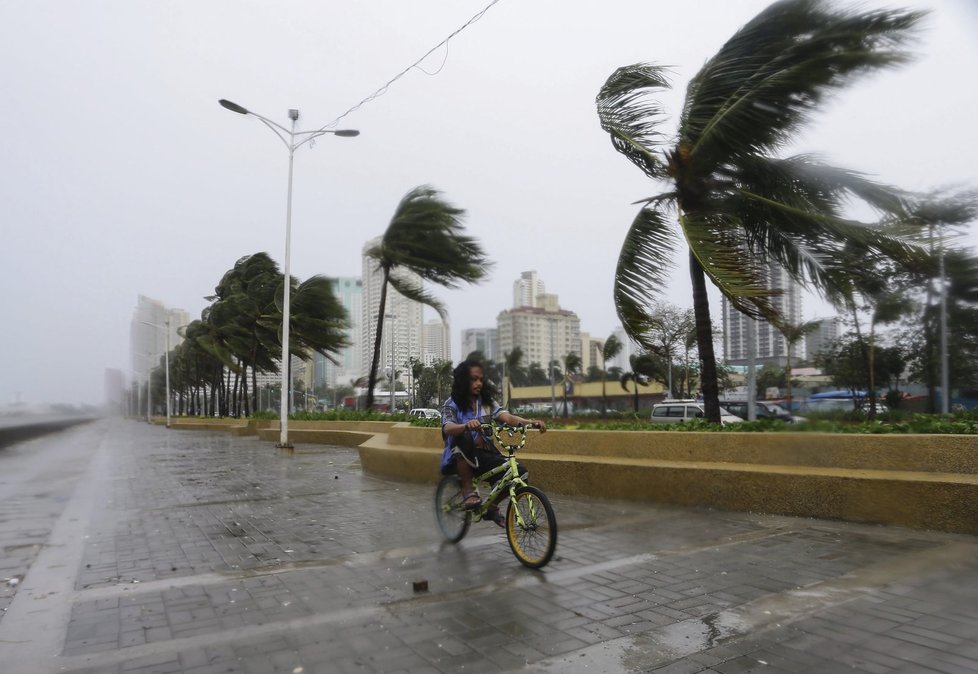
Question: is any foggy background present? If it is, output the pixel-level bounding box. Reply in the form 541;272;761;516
2;0;976;407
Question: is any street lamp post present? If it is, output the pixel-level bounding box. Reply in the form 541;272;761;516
549;317;557;419
218;98;358;447
939;229;950;414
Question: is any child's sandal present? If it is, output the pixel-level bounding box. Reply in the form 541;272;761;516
462;492;482;510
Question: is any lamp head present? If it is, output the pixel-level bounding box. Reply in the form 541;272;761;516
333;129;360;137
218;99;249;115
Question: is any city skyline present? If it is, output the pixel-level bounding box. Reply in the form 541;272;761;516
125;265;837;403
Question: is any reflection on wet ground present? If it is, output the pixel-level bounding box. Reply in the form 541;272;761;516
1;418;977;674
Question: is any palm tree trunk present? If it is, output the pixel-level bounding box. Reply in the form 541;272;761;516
601;368;607;417
690;254;720;423
251;355;259;414
366;268;391;411
241;368;250;417
784;350;793;412
849;300;871;415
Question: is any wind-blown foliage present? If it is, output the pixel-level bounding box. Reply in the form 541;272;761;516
364;186;491;410
596;0;927;422
620;353;661;413
151;253;349;418
600;334;623;416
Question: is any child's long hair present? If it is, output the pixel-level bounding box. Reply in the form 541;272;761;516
450;359;497;410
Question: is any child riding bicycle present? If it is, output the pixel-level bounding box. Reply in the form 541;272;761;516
440;358;547;526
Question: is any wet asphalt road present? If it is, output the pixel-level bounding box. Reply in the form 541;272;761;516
1;418;977;674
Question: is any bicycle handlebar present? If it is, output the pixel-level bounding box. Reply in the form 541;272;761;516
478;421;543;431
476;421;540;452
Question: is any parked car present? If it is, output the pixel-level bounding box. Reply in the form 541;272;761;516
409;408;441;420
650;400;743;426
719;400;805;423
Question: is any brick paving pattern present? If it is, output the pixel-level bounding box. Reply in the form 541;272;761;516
1;419;977;673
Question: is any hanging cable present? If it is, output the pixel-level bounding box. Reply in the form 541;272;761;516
315;0;502;132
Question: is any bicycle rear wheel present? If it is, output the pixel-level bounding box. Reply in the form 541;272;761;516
506;485;557;568
434;475;471;543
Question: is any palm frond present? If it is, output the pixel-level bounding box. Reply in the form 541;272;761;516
682;211;780;320
732;154;912;216
383;185;492;287
388;270;448;320
614;204;682;348
596;63;673;180
908;187;978;233
684;0;926;164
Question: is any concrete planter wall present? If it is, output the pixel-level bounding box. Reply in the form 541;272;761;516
357;424;978;535
162;419;978;535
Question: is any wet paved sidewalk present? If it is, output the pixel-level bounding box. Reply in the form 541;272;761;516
1;418;977;674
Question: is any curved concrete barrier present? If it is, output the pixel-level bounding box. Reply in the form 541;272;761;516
159;419;978;535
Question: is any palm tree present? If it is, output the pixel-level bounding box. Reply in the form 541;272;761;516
561;352;582;417
503;347;527;407
906;188;978;411
620;353;660;414
364;186;491;410
433;359;454;407
596;0;926;422
526;362;549;386
287;274;351;372
773;318;821;412
600;334;622;417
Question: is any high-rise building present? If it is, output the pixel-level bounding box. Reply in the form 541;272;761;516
579;332;603;373
805;316;842;361
497;279;581;369
129;295;188;385
461;327;498;362
513;270;545;308
313;277;362;389
721;260;803;366
361;238;424;388
423;319;452;365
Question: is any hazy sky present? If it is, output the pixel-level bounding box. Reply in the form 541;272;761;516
2;0;976;406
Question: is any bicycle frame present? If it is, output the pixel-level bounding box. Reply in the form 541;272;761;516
469;424;533;528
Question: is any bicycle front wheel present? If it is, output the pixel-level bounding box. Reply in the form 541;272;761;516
506;485;557;568
434;475;471;543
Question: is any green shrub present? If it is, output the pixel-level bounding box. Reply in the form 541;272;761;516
245;409;978;434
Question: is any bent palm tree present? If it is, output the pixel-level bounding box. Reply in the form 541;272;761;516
596;0;926;422
562;352;582;417
774;318;821;412
503;347;527;407
364;185;492;409
600;334;622;417
620;353;660;414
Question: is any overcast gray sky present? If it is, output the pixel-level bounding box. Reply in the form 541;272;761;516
2;0;976;407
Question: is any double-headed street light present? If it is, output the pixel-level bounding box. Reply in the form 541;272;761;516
218;99;359;447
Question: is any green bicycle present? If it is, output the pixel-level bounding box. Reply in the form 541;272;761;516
434;422;557;569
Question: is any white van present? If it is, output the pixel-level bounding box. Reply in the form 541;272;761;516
650;399;743;425
410;408;441;420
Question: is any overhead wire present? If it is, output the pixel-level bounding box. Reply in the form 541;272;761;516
316;0;502;132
